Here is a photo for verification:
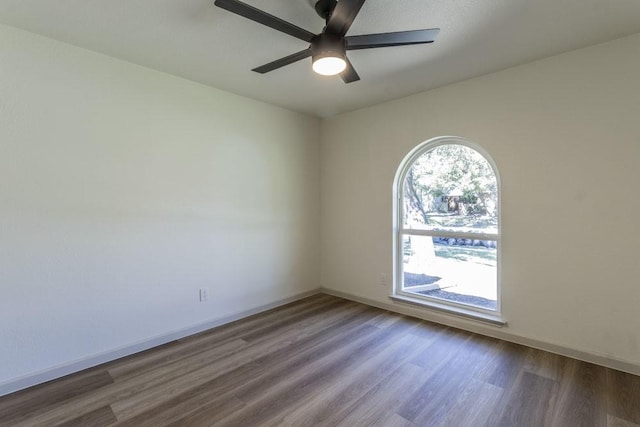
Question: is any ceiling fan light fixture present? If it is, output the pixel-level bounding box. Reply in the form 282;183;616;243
312;55;346;76
311;33;346;76
214;0;440;83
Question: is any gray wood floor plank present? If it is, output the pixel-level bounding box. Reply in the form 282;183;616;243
54;405;117;427
435;378;504;427
0;369;113;426
329;363;433;427
281;332;435;426
607;367;640;425
495;371;558;427
550;358;608;427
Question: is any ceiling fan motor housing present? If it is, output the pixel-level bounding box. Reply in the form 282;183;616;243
311;33;346;62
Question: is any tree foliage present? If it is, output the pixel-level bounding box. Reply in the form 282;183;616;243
404;144;497;227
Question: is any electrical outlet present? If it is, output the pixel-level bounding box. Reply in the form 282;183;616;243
199;288;209;302
379;273;388;287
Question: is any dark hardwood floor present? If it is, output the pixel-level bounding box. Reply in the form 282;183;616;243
1;294;639;426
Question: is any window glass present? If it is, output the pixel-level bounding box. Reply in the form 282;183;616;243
402;235;497;310
402;144;497;235
395;139;500;314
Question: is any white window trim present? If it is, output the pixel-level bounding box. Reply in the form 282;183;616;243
391;136;505;325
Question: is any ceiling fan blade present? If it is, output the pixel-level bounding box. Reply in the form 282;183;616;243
325;0;366;37
252;48;313;74
340;57;360;83
346;28;440;50
214;0;315;42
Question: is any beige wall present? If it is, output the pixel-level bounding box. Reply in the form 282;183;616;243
321;34;640;367
0;24;320;393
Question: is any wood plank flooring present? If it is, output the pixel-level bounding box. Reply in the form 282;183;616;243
1;294;639;426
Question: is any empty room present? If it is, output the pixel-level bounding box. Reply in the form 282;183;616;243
1;0;640;425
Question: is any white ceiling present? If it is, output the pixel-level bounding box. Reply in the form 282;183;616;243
1;0;640;117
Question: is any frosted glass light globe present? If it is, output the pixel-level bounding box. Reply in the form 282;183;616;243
312;56;347;76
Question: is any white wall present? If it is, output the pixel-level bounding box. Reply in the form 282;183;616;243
321;34;640;368
0;24;320;393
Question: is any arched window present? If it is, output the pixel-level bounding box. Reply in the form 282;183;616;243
393;137;502;323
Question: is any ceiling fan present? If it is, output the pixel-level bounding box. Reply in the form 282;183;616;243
214;0;440;83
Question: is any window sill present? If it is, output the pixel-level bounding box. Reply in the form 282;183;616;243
389;294;507;327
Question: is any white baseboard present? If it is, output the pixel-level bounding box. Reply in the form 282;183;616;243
4;286;637;398
320;287;640;377
0;289;320;397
